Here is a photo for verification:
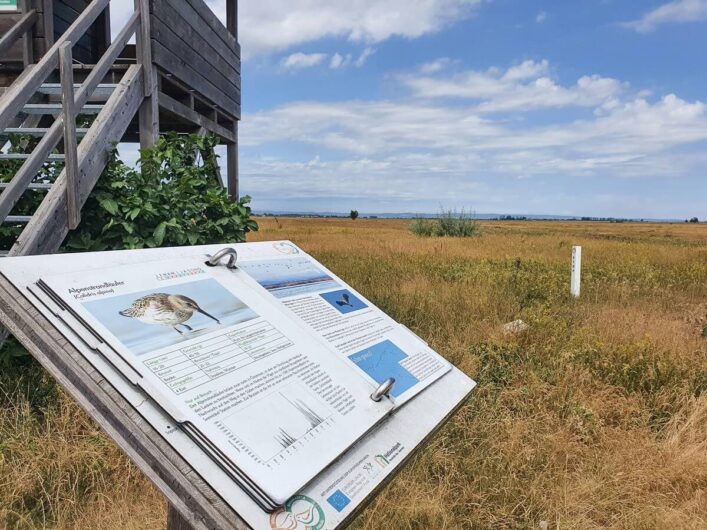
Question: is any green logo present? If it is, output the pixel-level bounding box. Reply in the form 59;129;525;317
269;495;326;530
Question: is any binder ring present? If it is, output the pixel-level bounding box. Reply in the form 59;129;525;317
205;248;238;269
370;378;395;402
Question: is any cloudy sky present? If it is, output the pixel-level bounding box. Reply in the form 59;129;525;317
112;0;707;219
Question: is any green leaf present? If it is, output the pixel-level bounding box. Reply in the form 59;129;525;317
99;198;119;215
153;222;167;246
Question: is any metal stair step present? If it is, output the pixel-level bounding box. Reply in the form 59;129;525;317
0;153;65;161
0;182;52;190
38;83;118;97
2;127;90;137
4;216;31;224
21;103;104;115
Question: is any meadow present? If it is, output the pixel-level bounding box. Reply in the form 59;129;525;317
1;218;706;529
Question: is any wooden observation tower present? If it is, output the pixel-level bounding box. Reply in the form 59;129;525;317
0;0;241;257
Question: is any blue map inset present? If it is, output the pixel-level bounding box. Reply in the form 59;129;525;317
320;289;368;314
327;490;351;512
348;340;419;397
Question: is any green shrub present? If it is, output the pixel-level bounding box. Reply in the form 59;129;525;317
65;133;258;251
409;209;480;237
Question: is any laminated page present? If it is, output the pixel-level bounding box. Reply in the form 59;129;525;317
39;258;394;506
235;241;452;406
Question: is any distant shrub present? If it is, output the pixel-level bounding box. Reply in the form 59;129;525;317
350;209;359;220
409;209;480;237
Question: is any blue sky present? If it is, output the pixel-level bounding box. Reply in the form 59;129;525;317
112;0;707;219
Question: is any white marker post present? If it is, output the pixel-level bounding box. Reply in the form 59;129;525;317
571;246;582;298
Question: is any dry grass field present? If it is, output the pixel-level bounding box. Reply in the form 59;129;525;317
1;218;706;529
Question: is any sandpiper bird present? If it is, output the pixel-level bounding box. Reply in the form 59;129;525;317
119;293;220;334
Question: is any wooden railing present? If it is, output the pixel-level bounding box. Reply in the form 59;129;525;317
0;1;140;227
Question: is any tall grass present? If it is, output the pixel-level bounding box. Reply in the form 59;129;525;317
410;208;481;237
1;218;706;529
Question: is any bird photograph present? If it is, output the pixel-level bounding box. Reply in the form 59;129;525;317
335;293;354;307
119;293;221;334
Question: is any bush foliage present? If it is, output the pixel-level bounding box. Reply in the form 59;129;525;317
66;133;257;251
409;208;480;237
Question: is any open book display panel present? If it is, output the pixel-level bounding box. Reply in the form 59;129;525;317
0;243;476;530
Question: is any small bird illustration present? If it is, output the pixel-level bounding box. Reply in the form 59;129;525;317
335;293;354;307
119;293;220;334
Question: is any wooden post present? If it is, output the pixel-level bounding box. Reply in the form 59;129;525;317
226;0;238;41
167;505;196;530
226;0;238;200
571;246;582;298
59;41;81;230
18;0;33;65
41;0;54;51
135;0;159;149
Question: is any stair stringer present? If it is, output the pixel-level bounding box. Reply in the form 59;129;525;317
9;64;145;257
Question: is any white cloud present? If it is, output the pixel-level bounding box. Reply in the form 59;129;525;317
398;59;627;113
622;0;707;33
330;53;350;69
536;11;547;23
239;61;707;216
281;52;328;69
419;58;457;74
355;47;376;68
237;0;484;57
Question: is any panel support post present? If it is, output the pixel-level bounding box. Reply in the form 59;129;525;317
60;42;81;230
135;0;159;150
227;126;238;201
167;504;197;530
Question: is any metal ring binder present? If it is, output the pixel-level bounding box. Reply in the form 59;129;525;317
370;378;395;402
205;248;238;269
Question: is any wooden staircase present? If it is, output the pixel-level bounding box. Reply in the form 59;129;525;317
0;0;147;257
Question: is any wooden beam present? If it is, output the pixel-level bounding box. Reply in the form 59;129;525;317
0;9;37;58
0;0;110;133
10;65;144;257
227;124;238;201
135;0;158;148
60;42;81;230
41;0;54;51
168;505;197;530
158;91;237;143
226;0;237;41
18;0;34;65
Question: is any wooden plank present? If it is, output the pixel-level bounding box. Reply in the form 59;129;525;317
9;64;144;256
182;0;240;56
60;41;80;230
158;91;236;143
150;13;240;83
151;0;240;74
150;18;240;100
0;0;110;133
0;9;37;58
168;505;197;530
152;40;240;118
0;276;249;530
